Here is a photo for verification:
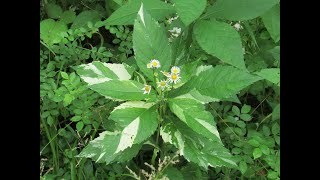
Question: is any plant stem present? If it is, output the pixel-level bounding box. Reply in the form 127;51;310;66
40;115;58;174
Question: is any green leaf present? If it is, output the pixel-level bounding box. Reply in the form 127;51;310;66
194;20;246;70
161;118;237;169
255;68;280;86
73;61;148;101
71;116;82;122
269;46;280;62
169;98;221;143
78;102;157;164
76;121;84;131
71;10;101;29
171;65;261;102
60;10;77;24
253;148;262;159
133;4;172;81
109;101;158;146
88;80;154;101
261;4;280;43
40;19;67;46
105;0;174;25
173;0;206;26
268;171;279;179
202;0;280;21
272;104;280;121
161;166;184;180
236;121;246;129
240;114;252;121
272;123;280;135
77;131;142;164
60;72;69;79
232;106;240;116
241;104;251;114
260;144;270;155
63;94;74;106
248;139;260;147
262;125;271;136
46;3;63;19
239;161;248;174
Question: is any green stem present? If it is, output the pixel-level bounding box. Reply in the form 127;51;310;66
256;113;272;130
40;115;58;174
40;40;56;56
93;32;104;48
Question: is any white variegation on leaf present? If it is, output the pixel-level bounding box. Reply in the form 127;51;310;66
78;101;158;164
170;65;262;103
133;3;172;82
109;101;158;152
77;131;142;164
168;97;221;142
73;61;134;85
74;61;155;101
160;118;237;169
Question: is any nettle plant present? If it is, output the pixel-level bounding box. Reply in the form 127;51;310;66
72;3;276;172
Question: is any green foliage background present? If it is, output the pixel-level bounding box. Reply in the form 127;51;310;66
40;0;280;179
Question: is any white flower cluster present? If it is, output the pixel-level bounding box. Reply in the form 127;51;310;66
142;59;182;94
233;22;243;31
167;15;179;24
168;27;181;42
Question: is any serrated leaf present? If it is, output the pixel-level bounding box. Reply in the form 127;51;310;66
46;3;63;19
105;0;174;25
77;131;141;164
170;65;261;102
109;101;158;148
73;61;147;101
168;98;221;143
173;0;206;26
71;10;101;29
40;19;67;46
202;0;280;21
194;20;246;70
78;102;157;163
160;118;237;169
255;68;280;86
60;10;77;24
253;148;262;159
88;80;155;101
261;4;280;42
73;61;134;84
133;4;172;81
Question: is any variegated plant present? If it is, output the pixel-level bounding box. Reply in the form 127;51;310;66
73;4;264;170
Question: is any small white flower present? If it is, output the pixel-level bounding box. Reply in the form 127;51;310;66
142;85;151;94
150;59;161;68
161;71;171;77
147;63;152;68
168;27;181;35
170;66;180;74
157;80;169;91
233;22;243;31
168;73;181;84
167;15;179;24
